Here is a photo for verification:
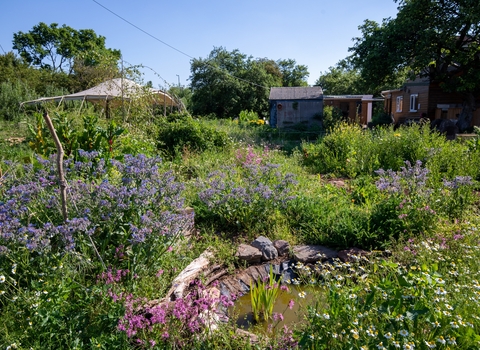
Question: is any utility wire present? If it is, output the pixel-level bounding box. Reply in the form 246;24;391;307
92;0;270;90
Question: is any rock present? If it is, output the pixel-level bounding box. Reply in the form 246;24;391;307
273;239;290;256
264;263;281;276
251;236;278;261
235;244;262;264
292;245;338;264
338;247;370;263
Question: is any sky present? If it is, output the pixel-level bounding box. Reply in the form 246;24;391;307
0;0;400;90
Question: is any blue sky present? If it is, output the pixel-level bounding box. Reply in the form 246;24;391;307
0;0;400;90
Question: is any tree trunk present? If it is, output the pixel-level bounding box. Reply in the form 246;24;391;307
457;92;476;133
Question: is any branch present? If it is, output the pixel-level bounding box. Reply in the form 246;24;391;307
42;112;68;222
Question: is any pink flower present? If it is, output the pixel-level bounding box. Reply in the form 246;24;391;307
167;246;173;252
156;269;164;277
288;299;295;310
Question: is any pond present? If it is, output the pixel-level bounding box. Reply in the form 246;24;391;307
230;284;322;332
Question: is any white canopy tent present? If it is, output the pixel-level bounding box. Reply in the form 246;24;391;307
20;78;180;115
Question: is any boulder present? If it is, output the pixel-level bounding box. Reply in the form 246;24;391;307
273;239;290;256
292;245;338;264
338;247;370;263
235;244;262;264
251;236;278;261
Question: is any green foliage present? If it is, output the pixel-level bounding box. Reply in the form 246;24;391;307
315;59;364;95
276;58;309;87
13;22;121;75
26;112;124;159
189;47;309;119
320;105;347;132
0;81;36;121
250;266;283;322
349;0;480;130
239;110;259;123
296;225;480;349
156;116;231;157
302;123;480;181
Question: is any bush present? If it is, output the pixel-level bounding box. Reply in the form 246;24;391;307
157;116;231;157
321;105;346;132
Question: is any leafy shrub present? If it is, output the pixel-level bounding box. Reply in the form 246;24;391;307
302;123;480;180
302;123;378;178
157;116;231;157
0;81;35;121
26;112;124;160
321;105;346;132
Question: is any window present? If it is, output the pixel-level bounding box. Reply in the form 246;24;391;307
410;94;418;112
396;96;403;112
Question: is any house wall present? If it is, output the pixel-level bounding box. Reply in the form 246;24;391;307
385;85;429;123
271;99;323;128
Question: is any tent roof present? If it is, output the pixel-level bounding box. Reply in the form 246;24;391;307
21;78;178;107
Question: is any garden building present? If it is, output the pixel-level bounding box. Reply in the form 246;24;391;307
381;77;480;126
323;95;383;125
269;86;323;128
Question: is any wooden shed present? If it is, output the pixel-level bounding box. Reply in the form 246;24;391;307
269;87;323;128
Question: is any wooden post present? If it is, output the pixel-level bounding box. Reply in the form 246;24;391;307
43;112;68;221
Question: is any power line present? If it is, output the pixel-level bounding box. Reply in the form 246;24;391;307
91;0;270;90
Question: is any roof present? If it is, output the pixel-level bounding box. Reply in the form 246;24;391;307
269;86;323;100
21;78;177;107
324;95;384;102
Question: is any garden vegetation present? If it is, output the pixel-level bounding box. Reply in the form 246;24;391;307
1;113;480;349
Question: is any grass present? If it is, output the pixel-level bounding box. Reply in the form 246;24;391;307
1;114;479;349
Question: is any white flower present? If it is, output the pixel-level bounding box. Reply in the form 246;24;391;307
399;329;409;337
298;291;306;298
424;340;436;348
0;275;5;283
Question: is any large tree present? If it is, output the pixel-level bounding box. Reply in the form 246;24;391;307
13;22;121;78
315;60;364;95
349;0;480;131
189;47;307;119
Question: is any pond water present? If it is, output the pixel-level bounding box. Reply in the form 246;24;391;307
230;284;319;332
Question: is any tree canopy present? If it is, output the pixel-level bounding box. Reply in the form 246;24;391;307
349;0;480;131
315;60;364;95
189;47;309;119
13;22;121;75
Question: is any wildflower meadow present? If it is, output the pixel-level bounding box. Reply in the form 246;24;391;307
1;115;480;349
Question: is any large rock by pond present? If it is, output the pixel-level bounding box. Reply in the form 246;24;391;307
236;244;262;264
273;239;290;256
292;245;338;263
251;236;278;261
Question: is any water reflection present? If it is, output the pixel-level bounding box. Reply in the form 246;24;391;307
230;284;316;332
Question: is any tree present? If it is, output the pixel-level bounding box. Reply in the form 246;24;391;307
315;60;364;95
13;22;121;76
349;0;480;131
276;59;309;87
189;47;287;119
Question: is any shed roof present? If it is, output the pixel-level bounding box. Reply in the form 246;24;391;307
269;86;323;100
